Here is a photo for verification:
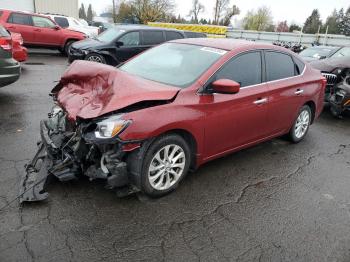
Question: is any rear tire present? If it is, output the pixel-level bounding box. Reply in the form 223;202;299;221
288;105;312;143
64;40;75;56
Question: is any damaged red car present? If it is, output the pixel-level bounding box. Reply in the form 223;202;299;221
21;39;326;202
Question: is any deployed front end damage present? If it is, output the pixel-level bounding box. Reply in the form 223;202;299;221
20;60;179;203
20;105;139;203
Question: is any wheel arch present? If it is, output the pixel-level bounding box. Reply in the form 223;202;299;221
304;100;316;124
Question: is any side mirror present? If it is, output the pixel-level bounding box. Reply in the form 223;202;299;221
115;41;124;47
53;25;60;30
211;79;240;94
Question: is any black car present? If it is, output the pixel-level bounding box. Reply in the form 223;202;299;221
68;25;205;66
89;21;113;33
0;25;20;87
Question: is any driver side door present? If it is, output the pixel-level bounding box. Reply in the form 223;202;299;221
114;31;141;62
202;51;270;160
32;15;62;46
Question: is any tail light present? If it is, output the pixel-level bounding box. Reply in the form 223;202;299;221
0;37;12;53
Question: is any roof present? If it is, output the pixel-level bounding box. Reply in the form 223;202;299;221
171;38;269;51
112;24;183;33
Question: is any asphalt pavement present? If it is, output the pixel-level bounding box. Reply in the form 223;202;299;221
0;52;349;262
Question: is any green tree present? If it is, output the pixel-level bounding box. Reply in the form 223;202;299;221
116;2;134;23
243;6;273;31
303;9;322;34
87;4;93;22
323;9;340;34
339;7;350;36
130;0;175;24
79;3;87;20
289;23;301;32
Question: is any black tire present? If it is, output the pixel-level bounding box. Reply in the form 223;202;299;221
128;134;191;197
288;105;312;143
85;53;106;64
64;40;75;56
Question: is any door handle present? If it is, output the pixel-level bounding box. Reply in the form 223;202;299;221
253;98;267;105
7;26;16;29
295;89;304;95
34;28;41;32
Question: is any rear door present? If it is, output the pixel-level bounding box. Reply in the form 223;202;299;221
114;30;141;62
264;51;305;135
140;30;165;51
32;15;62;46
203;51;270;158
165;31;184;41
5;12;35;44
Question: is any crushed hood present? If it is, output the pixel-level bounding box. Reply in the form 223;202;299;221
53;61;180;120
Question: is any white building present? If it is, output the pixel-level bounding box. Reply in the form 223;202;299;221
0;0;79;18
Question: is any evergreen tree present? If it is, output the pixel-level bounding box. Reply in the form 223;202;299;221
79;3;87;20
87;4;93;22
323;9;340;34
339;7;350;36
289;24;301;32
303;9;322;34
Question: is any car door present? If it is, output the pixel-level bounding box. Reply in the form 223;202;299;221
203;51;270;158
114;31;141;62
264;51;305;135
5;12;35;44
140;30;165;51
32;15;62;46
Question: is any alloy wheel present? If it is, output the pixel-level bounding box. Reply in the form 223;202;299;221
294;110;310;139
87;55;103;63
148;144;186;191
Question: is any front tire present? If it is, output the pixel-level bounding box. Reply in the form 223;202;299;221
288;105;312;143
85;53;106;64
130;134;191;197
64;40;75;56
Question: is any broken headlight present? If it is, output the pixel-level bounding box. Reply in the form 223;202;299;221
95;115;131;139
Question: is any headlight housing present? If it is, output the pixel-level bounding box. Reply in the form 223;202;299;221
94;115;131;139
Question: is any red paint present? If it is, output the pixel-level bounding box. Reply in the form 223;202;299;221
0;10;85;48
53;39;325;169
11;32;27;62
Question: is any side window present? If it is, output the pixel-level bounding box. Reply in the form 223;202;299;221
54;17;69;28
265;51;295;81
214;52;262;87
118;31;140;46
142;31;165;45
8;13;32;26
32;16;56;28
165;31;184;41
294;58;305;75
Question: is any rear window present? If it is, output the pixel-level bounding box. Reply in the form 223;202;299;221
265;51;295;81
165;31;184;41
8;13;32;26
54;17;69;28
0;25;10;37
294;58;305;75
142;31;164;45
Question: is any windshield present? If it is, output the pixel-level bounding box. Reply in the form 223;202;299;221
331;47;350;58
120;43;227;87
97;27;125;42
299;47;335;59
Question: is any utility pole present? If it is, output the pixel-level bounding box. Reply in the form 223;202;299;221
33;0;36;13
214;0;218;25
112;0;117;23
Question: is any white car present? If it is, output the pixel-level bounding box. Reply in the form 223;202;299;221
45;14;99;38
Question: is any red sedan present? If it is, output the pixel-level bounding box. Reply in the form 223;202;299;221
11;32;27;62
22;38;326;202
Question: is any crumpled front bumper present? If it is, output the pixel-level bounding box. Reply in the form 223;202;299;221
20;118;132;203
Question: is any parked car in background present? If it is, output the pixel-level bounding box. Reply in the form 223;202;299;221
300;46;350;62
0;9;86;55
0;25;20;87
22;39;326;202
89;21;112;33
310;56;350;117
11;32;27;62
44;14;99;38
69;25;204;66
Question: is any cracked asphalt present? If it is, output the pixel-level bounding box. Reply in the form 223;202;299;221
0;52;350;262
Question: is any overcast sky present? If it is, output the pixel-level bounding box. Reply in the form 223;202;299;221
80;0;350;25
